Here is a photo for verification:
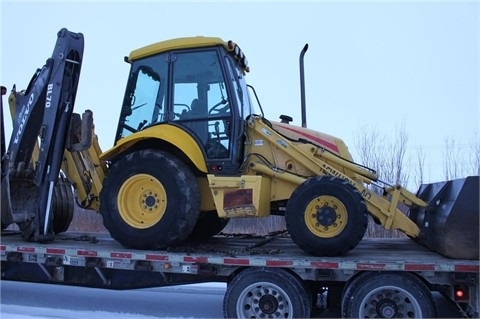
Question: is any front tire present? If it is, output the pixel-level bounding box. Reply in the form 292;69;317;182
223;267;311;318
285;176;368;256
342;271;438;318
100;149;200;249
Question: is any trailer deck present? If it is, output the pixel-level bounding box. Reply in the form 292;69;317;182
1;232;478;276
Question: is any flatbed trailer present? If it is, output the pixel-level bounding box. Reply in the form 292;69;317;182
1;232;479;318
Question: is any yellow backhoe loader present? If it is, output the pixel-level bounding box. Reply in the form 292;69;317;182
2;29;478;259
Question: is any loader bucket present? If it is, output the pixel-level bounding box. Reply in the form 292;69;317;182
409;176;479;260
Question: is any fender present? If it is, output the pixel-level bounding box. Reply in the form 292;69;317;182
100;124;208;173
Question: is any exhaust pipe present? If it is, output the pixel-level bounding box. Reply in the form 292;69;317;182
299;44;308;128
410;176;479;259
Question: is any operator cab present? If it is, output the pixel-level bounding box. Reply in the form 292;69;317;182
116;37;254;174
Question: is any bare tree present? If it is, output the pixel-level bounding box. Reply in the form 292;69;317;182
413;146;426;189
389;122;409;185
354;125;386;173
470;130;480;176
354;123;409;186
442;136;463;180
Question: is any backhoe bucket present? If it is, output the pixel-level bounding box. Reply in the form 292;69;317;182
409;176;479;260
1;176;14;227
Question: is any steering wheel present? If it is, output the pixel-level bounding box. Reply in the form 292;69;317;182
121;125;137;135
209;100;229;115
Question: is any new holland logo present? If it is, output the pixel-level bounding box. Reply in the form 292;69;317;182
277;139;288;148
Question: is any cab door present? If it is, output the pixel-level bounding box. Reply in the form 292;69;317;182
169;48;242;174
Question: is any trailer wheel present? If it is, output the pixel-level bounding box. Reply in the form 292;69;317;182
100;149;200;249
223;267;311;318
342;271;437;318
187;210;229;240
286;176;367;256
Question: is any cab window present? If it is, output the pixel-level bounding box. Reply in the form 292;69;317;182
116;53;167;141
171;49;232;159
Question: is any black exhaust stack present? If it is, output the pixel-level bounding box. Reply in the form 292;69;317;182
299;44;308;128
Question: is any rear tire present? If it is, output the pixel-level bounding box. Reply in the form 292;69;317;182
100;149;200;249
51;176;74;234
187;210;229;240
223;267;311;318
285;176;367;256
342;271;437;318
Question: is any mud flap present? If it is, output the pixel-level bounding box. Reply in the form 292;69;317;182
410;176;479;260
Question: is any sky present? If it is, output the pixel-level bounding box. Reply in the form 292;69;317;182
0;0;478;187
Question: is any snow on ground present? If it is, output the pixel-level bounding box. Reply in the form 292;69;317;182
1;304;164;319
1;281;226;319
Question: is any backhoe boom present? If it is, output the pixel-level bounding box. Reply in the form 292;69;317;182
1;28;84;242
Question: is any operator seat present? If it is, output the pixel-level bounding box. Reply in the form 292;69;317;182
184;99;209;149
190;98;204;117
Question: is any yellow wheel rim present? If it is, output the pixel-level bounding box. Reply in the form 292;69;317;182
117;174;167;229
304;195;347;238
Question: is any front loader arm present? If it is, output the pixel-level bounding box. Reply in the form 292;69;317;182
245;116;425;238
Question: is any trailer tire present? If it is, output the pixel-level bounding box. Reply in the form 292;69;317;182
286;176;367;256
100;149;200;249
187;210;229;240
342;271;437;318
223;267;311;318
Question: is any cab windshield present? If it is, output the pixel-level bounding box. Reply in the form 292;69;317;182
224;55;254;119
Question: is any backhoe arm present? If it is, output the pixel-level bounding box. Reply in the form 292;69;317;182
1;28;84;242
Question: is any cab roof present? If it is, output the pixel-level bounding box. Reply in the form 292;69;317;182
127;36;227;62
